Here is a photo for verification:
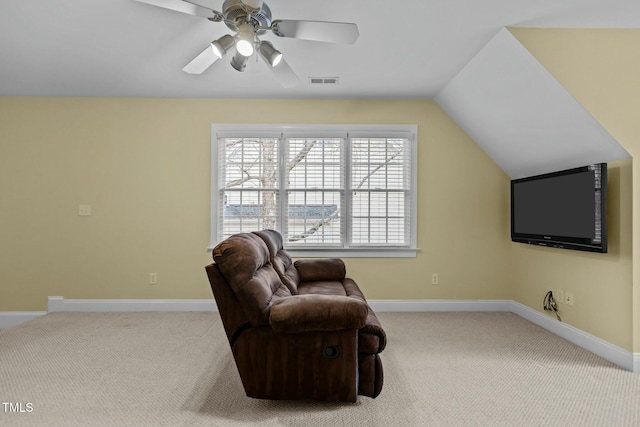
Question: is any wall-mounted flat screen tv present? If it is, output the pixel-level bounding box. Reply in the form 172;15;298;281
511;163;607;253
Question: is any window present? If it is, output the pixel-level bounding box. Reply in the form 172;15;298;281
211;125;417;257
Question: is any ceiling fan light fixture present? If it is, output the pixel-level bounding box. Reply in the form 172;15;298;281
235;23;255;57
258;41;282;67
230;51;249;72
211;34;235;58
140;0;359;87
241;0;264;11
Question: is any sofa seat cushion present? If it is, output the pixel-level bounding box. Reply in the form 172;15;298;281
298;278;366;300
298;281;347;297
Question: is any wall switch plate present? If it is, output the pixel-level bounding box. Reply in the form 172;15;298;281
78;204;91;216
149;273;157;285
565;292;574;306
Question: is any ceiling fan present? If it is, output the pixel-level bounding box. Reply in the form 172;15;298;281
135;0;360;87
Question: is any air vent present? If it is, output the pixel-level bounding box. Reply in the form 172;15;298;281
309;77;339;85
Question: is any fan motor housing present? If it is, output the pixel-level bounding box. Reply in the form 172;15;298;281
222;0;272;34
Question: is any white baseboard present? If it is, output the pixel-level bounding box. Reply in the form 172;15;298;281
0;312;47;329
368;299;512;312
47;296;217;312
510;301;637;372
370;299;638;371
2;297;638;372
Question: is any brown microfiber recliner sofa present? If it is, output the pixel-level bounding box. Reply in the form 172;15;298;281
205;229;386;402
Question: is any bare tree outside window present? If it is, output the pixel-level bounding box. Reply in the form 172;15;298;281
221;138;279;235
218;135;409;245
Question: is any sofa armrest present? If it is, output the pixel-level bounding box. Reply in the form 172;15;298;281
294;258;346;282
270;295;368;333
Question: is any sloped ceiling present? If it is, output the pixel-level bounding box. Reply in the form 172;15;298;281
435;28;630;179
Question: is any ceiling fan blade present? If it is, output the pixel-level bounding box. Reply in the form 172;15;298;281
271;20;359;44
183;45;219;74
263;56;299;88
134;0;218;19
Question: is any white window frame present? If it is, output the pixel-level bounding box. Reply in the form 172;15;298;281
210;124;418;258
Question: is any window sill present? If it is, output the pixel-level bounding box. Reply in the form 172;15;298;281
207;247;419;258
207;247;420;258
285;247;419;258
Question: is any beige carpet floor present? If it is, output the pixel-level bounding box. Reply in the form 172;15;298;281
0;311;639;426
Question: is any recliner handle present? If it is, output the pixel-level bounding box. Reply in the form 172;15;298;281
323;345;340;359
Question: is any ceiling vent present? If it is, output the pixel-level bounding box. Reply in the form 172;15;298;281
309;77;339;85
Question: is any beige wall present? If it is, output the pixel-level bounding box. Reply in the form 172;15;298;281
0;97;511;311
510;28;639;352
510;159;632;349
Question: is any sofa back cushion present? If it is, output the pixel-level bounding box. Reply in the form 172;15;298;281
253;229;300;294
212;232;291;326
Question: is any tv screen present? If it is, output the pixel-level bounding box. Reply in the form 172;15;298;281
511;163;607;253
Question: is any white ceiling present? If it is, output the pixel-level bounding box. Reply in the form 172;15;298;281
2;0;640;99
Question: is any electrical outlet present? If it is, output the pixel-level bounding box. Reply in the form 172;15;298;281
557;289;565;304
431;273;439;285
565;292;574;306
149;273;157;285
78;204;91;216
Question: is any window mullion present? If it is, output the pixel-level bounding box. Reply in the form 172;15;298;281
211;133;226;242
344;134;351;249
278;133;287;238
